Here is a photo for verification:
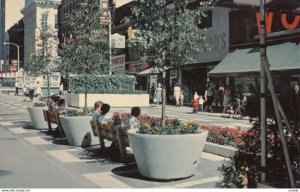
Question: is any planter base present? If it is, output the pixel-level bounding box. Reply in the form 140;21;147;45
128;130;208;180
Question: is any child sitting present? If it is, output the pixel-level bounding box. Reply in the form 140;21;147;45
123;107;141;154
91;100;103;121
123;107;141;130
192;97;199;113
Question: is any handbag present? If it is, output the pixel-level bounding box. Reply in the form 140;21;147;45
153;97;157;102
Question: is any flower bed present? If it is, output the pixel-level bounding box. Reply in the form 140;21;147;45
111;112;250;147
112;112;200;135
200;125;248;147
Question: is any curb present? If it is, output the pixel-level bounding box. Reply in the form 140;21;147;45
203;142;237;158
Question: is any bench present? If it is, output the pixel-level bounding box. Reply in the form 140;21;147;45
43;110;66;138
90;121;131;161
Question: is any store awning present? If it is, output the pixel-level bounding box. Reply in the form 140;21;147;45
137;67;167;76
209;42;300;76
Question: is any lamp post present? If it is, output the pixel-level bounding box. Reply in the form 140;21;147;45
3;42;20;76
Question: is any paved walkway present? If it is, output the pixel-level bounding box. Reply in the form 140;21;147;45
0;94;253;189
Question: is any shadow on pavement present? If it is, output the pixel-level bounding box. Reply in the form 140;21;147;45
77;147;124;165
0;169;13;176
111;164;193;183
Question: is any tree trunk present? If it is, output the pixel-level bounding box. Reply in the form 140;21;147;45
84;73;88;115
161;69;166;130
47;74;50;103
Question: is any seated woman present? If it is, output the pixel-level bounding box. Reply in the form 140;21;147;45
123;107;141;130
91;101;103;121
97;103;113;125
48;95;61;111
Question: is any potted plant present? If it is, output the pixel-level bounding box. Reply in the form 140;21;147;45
59;108;99;147
123;0;210;179
128;118;208;180
27;102;48;129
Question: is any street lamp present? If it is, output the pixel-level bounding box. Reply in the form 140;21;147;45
3;42;20;74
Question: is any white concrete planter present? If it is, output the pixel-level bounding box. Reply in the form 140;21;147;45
65;92;149;108
128;130;208;180
59;116;99;147
27;106;48;130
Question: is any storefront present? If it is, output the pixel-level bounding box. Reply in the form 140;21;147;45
208;42;300;97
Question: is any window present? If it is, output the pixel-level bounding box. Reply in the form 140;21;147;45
41;13;48;28
55;14;58;28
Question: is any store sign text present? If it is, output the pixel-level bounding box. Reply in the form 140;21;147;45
207;32;226;51
256;12;300;33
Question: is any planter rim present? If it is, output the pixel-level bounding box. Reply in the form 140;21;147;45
60;115;91;119
27;106;48;108
127;129;208;137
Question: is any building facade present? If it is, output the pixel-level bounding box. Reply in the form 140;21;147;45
21;0;61;66
0;0;25;71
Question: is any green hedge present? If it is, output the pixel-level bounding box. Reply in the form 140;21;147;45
69;74;146;94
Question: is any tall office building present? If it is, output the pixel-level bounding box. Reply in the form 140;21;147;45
0;0;25;71
21;0;61;66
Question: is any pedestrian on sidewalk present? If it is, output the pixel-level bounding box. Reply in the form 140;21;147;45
192;97;199;113
173;83;181;107
198;95;205;112
35;81;42;98
15;80;19;96
180;88;184;106
59;82;64;95
154;83;162;106
204;85;214;112
22;83;28;102
28;82;35;101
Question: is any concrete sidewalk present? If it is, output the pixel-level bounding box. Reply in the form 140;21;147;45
0;94;251;188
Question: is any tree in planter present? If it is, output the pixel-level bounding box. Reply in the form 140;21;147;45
123;0;210;128
26;24;59;103
59;0;110;114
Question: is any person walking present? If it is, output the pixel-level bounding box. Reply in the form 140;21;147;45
204;85;214;112
180;88;184;106
59;82;64;95
223;85;232;113
154;83;162;106
28;82;35;101
173;83;181;107
35;81;42;97
15;80;19;96
22;83;28;102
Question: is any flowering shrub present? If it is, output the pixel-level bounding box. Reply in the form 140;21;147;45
217;121;300;188
111;112;201;135
33;102;47;107
139;116;200;135
200;125;248;147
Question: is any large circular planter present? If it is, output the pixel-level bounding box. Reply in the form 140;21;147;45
27;106;48;130
59;116;99;147
128;130;208;180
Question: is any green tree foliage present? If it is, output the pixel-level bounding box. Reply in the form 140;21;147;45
25;24;59;98
123;0;210;69
123;0;210;128
59;0;110;75
59;0;111;114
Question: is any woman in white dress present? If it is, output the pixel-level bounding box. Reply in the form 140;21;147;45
35;81;42;97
